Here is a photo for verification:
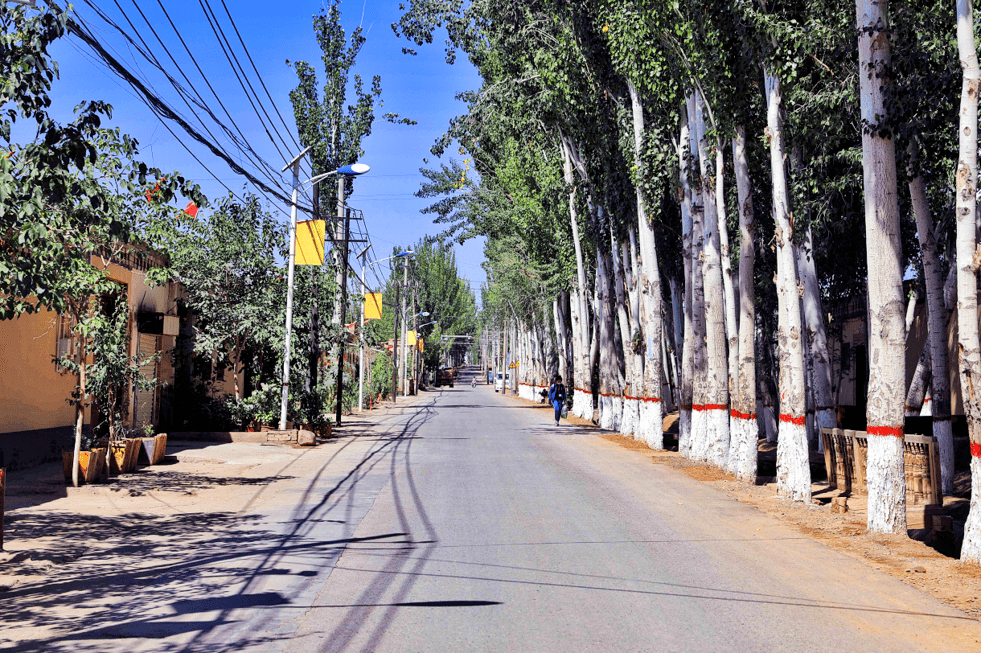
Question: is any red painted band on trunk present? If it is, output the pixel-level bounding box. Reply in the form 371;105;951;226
693;403;726;411
923;397;932;403
622;395;663;402
730;409;757;420
680;405;692;411
970;442;981;458
867;425;904;437
779;414;806;426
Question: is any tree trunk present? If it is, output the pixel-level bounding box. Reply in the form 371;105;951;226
765;69;811;502
716;145;739;398
728;126;758;482
795;226;836;448
72;340;87;488
908;143;955;494
678;100;696;458
561;135;593;419
693;91;730;467
857;0;908;534
956;0;981;561
597;244;623;431
627;81;665;449
905;346;931;416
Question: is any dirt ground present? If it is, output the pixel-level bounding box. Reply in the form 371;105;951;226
506;392;981;622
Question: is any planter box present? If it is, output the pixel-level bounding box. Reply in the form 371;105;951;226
109;439;141;474
138;434;168;466
62;448;107;484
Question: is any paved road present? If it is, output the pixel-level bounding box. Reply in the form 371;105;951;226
7;367;981;652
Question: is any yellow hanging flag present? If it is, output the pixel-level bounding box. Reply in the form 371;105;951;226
295;220;326;265
364;293;383;321
407;330;417;346
417;338;424;352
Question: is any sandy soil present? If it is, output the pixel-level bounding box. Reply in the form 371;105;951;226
503;391;981;622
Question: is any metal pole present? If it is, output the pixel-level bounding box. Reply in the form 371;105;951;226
411;278;417;395
334;205;350;426
392;279;400;403
278;161;301;430
358;259;366;412
401;260;408;397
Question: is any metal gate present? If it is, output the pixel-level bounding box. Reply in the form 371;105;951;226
135;333;159;428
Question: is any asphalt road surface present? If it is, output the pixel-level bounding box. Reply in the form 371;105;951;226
10;366;981;652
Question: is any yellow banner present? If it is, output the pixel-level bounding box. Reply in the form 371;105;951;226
364;293;383;321
407;330;417;346
417;338;424;352
295;220;326;265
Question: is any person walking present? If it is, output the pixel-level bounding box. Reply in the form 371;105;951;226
548;375;567;426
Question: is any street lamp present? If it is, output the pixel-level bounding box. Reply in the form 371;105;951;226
279;147;369;431
357;250;413;413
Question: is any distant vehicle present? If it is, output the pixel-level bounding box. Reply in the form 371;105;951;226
494;372;509;393
436;368;454;387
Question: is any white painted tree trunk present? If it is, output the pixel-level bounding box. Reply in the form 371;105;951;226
693;91;730;468
727;127;758;482
612;226;639;437
795;226;836;449
955;0;981;562
765;70;810;502
553;294;570;387
628;81;665;450
716;146;740;400
905;346;931;416
908;144;955;495
857;0;908;534
687;95;709;460
561;136;593;420
597;246;622;431
679;104;696;458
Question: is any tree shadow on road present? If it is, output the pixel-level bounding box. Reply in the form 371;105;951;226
1;398;443;652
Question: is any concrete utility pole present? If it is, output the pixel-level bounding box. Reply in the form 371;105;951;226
411;278;417;394
392;279;400;403
334;203;350;425
401;260;409;397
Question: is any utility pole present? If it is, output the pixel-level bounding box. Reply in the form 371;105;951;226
334;201;350;426
401;260;409;397
410;275;417;395
392;277;400;403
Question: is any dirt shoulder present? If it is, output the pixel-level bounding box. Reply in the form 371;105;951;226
499;390;981;622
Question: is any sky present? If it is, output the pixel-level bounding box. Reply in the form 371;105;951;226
38;0;485;296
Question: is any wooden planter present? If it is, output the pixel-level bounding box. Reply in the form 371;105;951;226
109;439;141;474
62;448;107;484
138;433;168;466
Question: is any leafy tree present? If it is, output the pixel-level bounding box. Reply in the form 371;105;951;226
288;0;414;399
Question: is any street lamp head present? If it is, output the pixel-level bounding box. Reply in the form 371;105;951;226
338;162;371;176
396;250;414;257
420;311;431;317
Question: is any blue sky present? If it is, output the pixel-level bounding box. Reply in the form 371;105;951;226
40;0;485;295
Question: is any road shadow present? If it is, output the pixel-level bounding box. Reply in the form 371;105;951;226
1;397;442;652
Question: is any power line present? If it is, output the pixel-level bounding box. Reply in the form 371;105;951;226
197;0;292;167
80;1;297;199
216;0;302;153
65;14;311;214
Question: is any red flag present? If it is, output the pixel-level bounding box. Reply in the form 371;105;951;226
184;202;198;218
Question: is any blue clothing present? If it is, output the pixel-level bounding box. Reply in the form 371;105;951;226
549;382;566;422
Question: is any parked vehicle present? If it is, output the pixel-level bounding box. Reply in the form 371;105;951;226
436;367;455;387
494;373;509;393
